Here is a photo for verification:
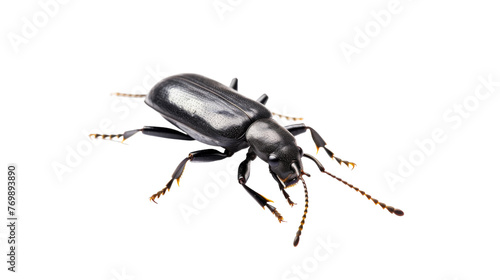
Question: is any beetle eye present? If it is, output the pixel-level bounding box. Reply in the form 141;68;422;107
298;147;304;157
268;154;279;165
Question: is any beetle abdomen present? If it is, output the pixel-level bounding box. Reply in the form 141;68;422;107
145;74;271;151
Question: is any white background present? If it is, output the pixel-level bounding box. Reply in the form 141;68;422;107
1;1;500;279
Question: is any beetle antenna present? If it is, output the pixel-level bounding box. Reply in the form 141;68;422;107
293;176;309;247
303;153;404;216
272;112;303;121
111;92;147;98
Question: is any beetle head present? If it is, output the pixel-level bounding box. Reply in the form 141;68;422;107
268;145;304;187
245;118;306;186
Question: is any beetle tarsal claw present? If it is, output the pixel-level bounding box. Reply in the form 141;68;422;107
286;198;296;207
332;156;356;169
148;179;175;203
149;189;166;203
149;195;158;204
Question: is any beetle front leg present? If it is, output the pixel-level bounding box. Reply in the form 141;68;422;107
269;168;296;207
150;149;233;203
286;124;356;169
238;151;284;223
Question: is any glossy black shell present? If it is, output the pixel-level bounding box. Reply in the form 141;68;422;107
145;73;272;152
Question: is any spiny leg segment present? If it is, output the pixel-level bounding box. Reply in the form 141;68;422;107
88;133;124;141
150;157;190;203
309;126;356;169
303;153;404;216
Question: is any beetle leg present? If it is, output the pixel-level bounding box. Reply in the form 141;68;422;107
269;168;296;207
111;92;147;98
229;78;238;91
256;94;268;105
271;112;303;121
238;150;285;223
149;149;233;203
90;126;194;143
285;124;357;169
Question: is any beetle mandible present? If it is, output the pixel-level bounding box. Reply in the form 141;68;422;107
90;73;404;246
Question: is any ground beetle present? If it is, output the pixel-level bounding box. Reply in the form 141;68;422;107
90;73;404;246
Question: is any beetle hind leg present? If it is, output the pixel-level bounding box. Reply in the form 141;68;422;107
90;126;194;143
271;112;303;122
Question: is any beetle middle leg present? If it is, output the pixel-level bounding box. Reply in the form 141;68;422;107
285;124;356;169
238;150;285;223
150;149;233;203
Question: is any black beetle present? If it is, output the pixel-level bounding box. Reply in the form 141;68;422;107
90;73;404;246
